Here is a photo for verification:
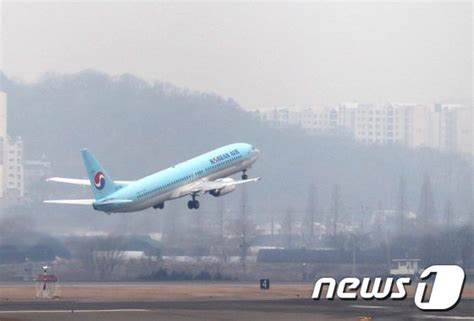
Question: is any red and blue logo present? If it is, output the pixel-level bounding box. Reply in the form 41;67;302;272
94;171;106;190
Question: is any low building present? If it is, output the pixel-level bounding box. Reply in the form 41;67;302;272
390;258;421;276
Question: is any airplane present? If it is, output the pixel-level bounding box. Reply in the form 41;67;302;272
44;143;260;213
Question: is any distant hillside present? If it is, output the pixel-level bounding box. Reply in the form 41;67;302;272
0;70;472;221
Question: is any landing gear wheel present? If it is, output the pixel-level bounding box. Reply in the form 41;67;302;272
153;202;165;209
187;200;200;209
188;195;200;209
187;200;195;209
242;170;248;180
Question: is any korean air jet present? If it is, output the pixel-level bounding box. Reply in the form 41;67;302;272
44;143;260;213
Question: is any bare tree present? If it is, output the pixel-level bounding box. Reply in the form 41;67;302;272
78;236;125;280
94;236;125;281
163;203;178;245
444;199;453;229
281;207;294;248
305;182;317;240
235;185;254;274
418;173;436;265
77;238;97;277
270;211;275;239
398;175;407;235
460;224;473;266
218;197;225;241
330;184;342;238
418;173;436;231
227;216;257;274
240;184;248;221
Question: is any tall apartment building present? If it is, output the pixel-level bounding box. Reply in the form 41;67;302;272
352;103;443;148
0;92;6;198
437;104;473;155
256;103;473;155
0;92;24;198
4;137;24;197
352;103;406;145
255;106;341;134
453;108;473;155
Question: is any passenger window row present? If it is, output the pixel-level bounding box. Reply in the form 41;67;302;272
136;153;242;200
137;173;195;199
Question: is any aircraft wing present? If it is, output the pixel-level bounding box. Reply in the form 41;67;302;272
43;199;95;205
179;177;261;196
46;177;135;185
96;199;133;205
198;177;261;192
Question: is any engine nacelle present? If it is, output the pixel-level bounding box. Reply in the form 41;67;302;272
209;178;236;197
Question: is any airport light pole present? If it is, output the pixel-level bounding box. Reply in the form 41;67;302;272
349;229;368;276
238;185;250;275
240;233;250;274
350;231;361;276
352;236;356;276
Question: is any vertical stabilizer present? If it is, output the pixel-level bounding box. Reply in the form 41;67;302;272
81;149;117;200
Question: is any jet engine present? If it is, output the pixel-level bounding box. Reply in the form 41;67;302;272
209;178;236;197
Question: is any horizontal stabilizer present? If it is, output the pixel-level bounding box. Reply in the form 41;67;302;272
43;199;95;205
47;177;134;185
47;177;91;185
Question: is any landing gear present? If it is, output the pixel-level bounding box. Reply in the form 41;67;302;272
187;194;200;210
153;202;164;209
187;200;200;209
242;169;248;180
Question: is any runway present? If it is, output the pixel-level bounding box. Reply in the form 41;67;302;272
1;298;473;321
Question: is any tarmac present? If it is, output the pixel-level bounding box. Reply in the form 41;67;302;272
1;298;473;321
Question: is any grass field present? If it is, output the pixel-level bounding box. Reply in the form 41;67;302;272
1;282;473;301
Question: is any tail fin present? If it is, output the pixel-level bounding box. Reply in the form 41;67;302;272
81;149;118;200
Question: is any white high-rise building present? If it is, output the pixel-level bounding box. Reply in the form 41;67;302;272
5;137;24;197
255;106;342;134
353;104;405;145
0;92;24;198
0;92;6;198
436;104;473;155
255;103;473;155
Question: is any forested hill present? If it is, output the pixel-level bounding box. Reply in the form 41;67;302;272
0;70;471;218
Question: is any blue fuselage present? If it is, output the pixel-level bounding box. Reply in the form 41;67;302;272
93;143;259;212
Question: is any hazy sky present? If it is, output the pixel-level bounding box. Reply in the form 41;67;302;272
1;1;472;109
